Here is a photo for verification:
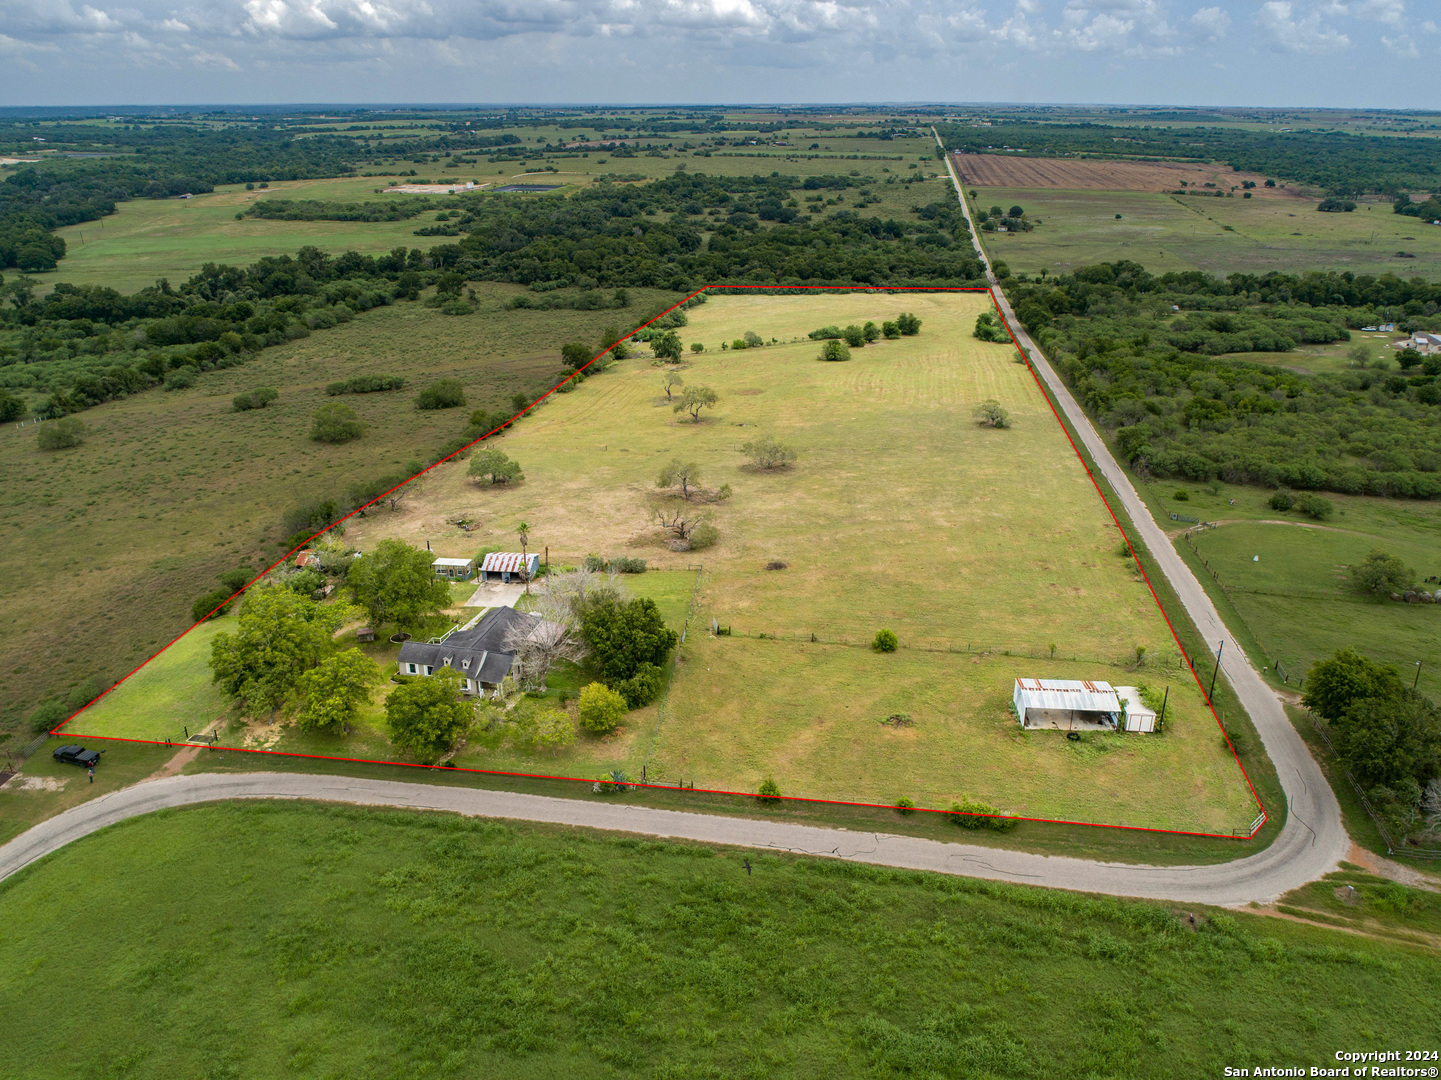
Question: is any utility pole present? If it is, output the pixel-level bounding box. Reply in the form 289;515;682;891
1159;686;1169;730
1208;640;1224;703
1415;661;1423;690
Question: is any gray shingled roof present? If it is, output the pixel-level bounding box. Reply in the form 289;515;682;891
397;606;538;686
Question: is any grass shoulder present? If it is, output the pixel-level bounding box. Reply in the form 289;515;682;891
0;800;1432;1078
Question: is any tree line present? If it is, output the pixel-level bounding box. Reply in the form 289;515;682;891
423;171;981;291
1305;649;1440;847
1;168;984;420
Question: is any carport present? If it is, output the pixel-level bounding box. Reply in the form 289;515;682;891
1012;678;1121;731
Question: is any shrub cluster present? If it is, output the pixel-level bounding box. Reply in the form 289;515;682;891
232;386;278;412
415;379;467;410
949;798;1017;831
326;375;406;395
583;555;648;574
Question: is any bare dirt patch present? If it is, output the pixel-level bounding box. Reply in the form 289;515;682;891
385;183;490;194
951;154;1296;195
11;776;69;793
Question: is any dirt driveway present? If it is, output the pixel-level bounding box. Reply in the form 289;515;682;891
464;581;526;608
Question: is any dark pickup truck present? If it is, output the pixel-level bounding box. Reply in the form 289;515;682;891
52;745;101;768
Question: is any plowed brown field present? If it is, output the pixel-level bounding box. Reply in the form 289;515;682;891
953;153;1299;195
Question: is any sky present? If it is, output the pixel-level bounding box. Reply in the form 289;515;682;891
0;0;1436;109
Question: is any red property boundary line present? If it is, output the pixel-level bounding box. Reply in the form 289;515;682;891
54;284;1266;841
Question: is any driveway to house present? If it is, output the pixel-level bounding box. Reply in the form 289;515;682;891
464;581;526;608
0;770;1349;906
935;129;1349;894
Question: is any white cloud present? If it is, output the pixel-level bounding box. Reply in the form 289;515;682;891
2;0;1433;96
1189;5;1229;39
1255;0;1350;53
187;47;243;68
1351;0;1404;24
1057;0;1179;55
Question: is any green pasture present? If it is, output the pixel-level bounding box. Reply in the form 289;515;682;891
968;186;1441;278
72;616;233;742
49;178;448;295
1223;329;1402;378
1188;520;1441;699
0;801;1433;1080
657;636;1253;833
343;291;1254;830
0;285;681;737
1117;454;1441;703
379;291;1168;661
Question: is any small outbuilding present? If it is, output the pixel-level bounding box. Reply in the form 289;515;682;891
480;552;539;582
1013;678;1121;731
356;627;376;643
432;556;476;580
1115;686;1158;732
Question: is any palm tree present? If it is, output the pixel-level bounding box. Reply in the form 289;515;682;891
517;520;531;595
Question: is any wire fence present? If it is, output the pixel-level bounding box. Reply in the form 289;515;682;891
1180;527;1303;689
640;565;705;784
695;627;1191;673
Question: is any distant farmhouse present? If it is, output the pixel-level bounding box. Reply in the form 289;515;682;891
1398;332;1441;355
397;606;539;697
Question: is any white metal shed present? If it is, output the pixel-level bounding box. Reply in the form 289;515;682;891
432;556;476;580
1013;678;1121;731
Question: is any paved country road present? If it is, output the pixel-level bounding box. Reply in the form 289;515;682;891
0;771;1341;906
937;131;1348;892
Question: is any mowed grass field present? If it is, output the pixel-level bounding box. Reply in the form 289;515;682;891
966;186;1441;278
346;292;1255;831
1123;471;1441;701
1189;521;1441;700
74;616;233;743
0;285;682;736
0;802;1434;1080
49;177;447;294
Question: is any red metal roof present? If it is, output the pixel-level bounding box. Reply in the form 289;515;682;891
481;552;536;573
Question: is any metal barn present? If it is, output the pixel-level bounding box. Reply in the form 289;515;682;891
1012;678;1121;731
479;552;540;582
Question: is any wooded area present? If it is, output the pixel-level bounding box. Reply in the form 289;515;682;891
1007;261;1441;497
